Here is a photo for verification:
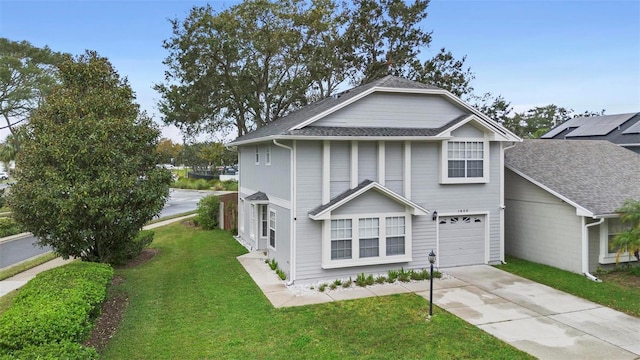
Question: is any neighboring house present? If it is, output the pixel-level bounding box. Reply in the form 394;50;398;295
228;75;520;283
541;112;640;153
505;140;640;278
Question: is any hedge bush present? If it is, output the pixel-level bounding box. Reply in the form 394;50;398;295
0;262;113;355
0;217;24;238
110;230;154;265
0;341;98;360
195;195;220;230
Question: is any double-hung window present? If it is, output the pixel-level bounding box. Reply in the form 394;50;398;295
324;215;411;268
441;140;488;183
269;210;276;248
331;219;352;260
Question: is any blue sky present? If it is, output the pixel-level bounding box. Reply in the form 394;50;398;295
1;0;638;143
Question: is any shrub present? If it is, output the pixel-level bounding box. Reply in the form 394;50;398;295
111;230;154;265
318;283;327;292
0;262;113;353
195;195;221;230
0;217;23;238
342;277;352;288
375;275;386;284
398;267;410;282
1;341;99;360
387;269;399;283
332;279;342;286
268;258;278;271
276;269;286;280
355;273;368;287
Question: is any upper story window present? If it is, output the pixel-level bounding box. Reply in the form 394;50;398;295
255;146;260;165
266;145;271;165
441;139;489;184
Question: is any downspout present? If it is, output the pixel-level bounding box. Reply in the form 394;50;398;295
583;217;604;282
500;142;517;264
273;139;296;285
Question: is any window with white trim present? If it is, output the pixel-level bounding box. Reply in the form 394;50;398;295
608;218;631;255
260;205;268;237
441;140;489;184
324;214;411;268
266;145;271;165
331;219;352;260
359;218;379;258
385;216;405;255
255;146;260;165
269;210;276;248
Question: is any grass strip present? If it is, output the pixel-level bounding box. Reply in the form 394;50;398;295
101;224;532;359
495;256;640;317
0;252;58;281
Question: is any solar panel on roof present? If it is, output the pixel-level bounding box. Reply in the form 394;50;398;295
622;118;640;134
540;117;590;138
564;113;635;138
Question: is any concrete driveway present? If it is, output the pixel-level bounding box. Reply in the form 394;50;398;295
433;265;640;360
238;253;640;360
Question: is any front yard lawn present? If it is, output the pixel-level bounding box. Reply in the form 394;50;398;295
495;256;640;318
101;224;532;359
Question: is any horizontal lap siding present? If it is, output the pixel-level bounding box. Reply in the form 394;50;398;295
332;191;405;215
313;93;467;129
239;143;291;201
411;142;501;264
504;169;582;273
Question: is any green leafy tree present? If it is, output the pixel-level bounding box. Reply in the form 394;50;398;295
156;0;344;138
0;38;66;140
156;137;183;165
7;51;173;264
611;199;640;264
157;0;476;138
0;132;22;174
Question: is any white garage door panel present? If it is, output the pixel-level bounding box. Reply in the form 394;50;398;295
439;216;485;267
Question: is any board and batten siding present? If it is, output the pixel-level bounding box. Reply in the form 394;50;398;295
312;92;467;129
410;141;502;265
504;168;582;273
330;141;350;198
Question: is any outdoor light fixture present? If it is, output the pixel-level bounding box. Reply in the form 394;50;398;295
428;249;436;317
432;211;438;221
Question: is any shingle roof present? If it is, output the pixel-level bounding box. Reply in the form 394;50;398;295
245;191;269;202
505;140;640;216
308;180;374;216
228;76;445;145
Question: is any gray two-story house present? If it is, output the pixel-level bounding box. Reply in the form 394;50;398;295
228;76;521;283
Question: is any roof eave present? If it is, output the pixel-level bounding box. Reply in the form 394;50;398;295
309;182;429;220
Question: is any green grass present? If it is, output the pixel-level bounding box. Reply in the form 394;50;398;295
0;252;58;281
495;256;640;317
145;211;196;225
101;224;532;359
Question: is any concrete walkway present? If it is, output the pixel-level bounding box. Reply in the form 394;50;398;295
238;253;640;360
0;214;195;298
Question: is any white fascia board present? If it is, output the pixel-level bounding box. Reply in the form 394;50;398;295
436;115;520;142
229;135;451;147
505;165;594;217
309;182;429;220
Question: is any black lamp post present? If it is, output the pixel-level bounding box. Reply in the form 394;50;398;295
428;249;437;317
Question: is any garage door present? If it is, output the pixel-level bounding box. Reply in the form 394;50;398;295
439;215;485;267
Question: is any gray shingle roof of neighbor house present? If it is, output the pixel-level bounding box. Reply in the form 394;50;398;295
541;112;640;147
505;139;640;217
227;75;518;145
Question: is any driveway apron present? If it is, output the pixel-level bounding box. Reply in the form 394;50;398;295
430;265;640;360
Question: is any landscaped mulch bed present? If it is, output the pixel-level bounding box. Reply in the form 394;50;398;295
83;248;158;352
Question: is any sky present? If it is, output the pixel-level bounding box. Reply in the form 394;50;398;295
0;0;638;143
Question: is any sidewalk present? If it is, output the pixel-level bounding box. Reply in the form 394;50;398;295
0;214;195;298
238;252;640;360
